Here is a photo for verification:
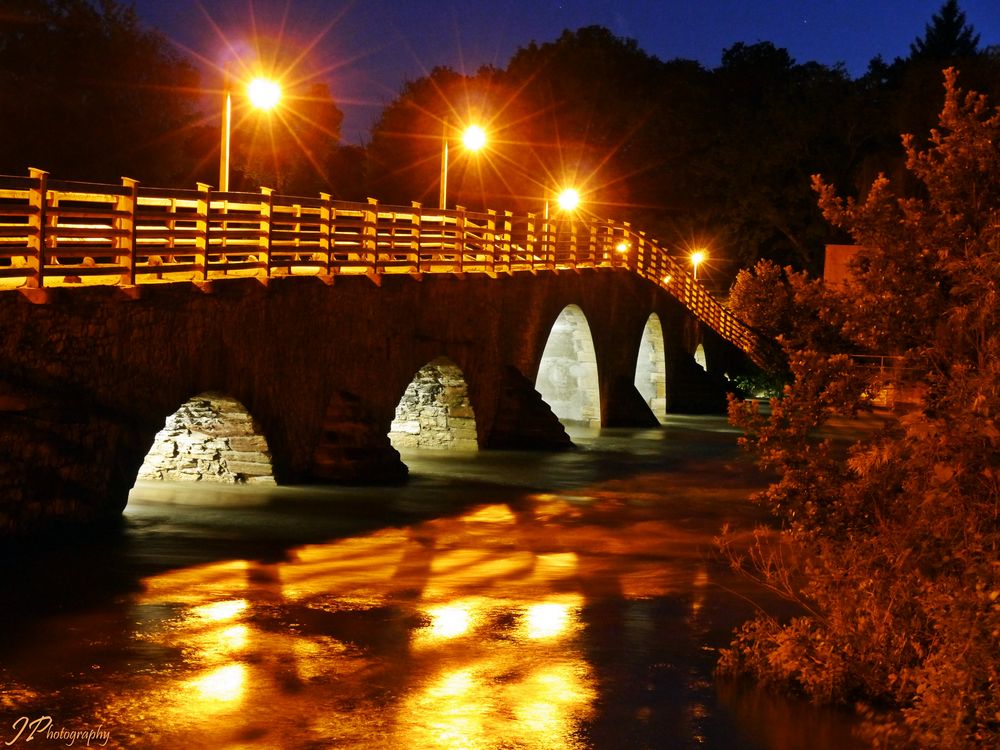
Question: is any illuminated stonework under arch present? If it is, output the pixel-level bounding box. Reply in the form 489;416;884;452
389;358;478;451
136;392;275;484
535;305;601;428
635;313;667;423
694;343;707;372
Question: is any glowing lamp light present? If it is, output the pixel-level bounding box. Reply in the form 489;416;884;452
440;122;488;209
615;241;630;254
690;249;706;280
557;188;580;212
247;77;281;110
662;274;672;284
462;124;487;152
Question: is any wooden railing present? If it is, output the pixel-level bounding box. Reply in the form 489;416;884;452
0;169;765;360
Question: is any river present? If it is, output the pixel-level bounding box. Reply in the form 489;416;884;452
0;416;869;749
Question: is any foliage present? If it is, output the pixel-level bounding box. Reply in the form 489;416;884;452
234;81;345;195
910;0;980;61
721;70;1000;749
0;0;202;184
696;44;860;274
365;65;511;208
367;16;995;281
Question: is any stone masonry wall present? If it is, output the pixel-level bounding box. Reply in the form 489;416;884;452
136;393;275;484
389;360;478;451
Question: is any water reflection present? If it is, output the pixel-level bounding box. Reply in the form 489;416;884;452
0;422;869;748
190;663;246;704
94;499;613;748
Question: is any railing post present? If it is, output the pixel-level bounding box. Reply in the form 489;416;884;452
586;220;598;267
486;208;497;276
546;216;556;271
606;219;618;268
619;222;632;272
292;202;303;263
194;182;211;281
567;216;579;269
526;212;537;271
117;177;138;286
543;213;553;270
455;205;466;273
319;192;333;277
364;197;378;276
410;201;422;273
258;186;273;278
26;168;48;288
637;231;649;278
499;210;512;274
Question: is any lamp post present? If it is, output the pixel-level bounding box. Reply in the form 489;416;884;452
439;123;487;209
219;74;282;192
691;249;706;281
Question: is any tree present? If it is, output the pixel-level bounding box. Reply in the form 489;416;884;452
722;70;1000;749
910;0;980;61
695;44;859;275
366;27;675;215
853;2;996;199
500;26;671;218
234;81;345;195
365;65;510;208
0;0;202;184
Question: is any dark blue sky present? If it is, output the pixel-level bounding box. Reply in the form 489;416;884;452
133;0;1000;143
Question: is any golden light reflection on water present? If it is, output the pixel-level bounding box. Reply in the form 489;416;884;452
399;657;595;750
192;598;248;622
189;662;246;704
83;498;703;747
524;600;573;639
427;601;475;638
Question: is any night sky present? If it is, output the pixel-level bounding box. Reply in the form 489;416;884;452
132;0;1000;143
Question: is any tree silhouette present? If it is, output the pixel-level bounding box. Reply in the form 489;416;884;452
909;0;980;61
0;0;202;183
234;81;345;196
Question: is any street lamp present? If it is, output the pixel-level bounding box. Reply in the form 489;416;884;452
219;75;282;192
557;188;580;212
439;123;487;209
544;187;581;219
691;249;706;281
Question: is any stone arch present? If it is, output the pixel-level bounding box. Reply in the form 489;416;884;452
635;313;667;423
389;357;478;451
535;304;601;428
136;392;275;485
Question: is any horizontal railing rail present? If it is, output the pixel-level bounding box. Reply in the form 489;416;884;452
0;168;767;362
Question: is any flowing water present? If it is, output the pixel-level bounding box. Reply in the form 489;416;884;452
0;417;869;749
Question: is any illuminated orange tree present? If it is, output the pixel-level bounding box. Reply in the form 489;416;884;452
723;69;1000;749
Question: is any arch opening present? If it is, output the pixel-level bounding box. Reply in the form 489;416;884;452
389;358;478;451
535;304;601;428
694;343;708;372
635;313;667;423
135;392;275;485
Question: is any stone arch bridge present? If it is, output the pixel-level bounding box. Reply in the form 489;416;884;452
0;171;766;536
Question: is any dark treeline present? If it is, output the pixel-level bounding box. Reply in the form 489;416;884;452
2;0;997;280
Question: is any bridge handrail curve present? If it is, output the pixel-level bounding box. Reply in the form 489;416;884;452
0;169;765;361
